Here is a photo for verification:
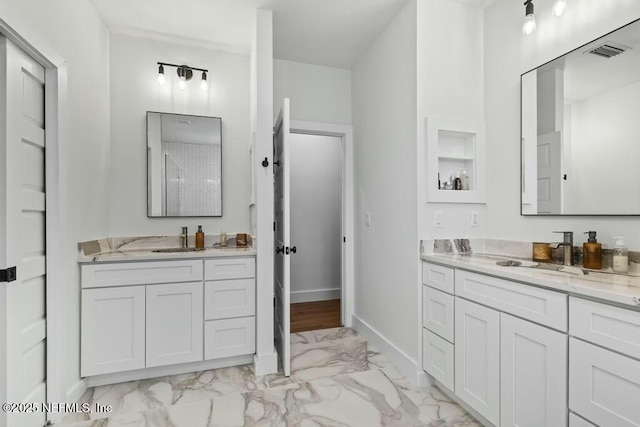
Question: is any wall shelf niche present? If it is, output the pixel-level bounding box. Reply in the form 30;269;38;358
426;116;486;204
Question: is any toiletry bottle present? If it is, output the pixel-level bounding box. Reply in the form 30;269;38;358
196;225;205;249
460;169;470;190
612;236;629;273
582;231;602;270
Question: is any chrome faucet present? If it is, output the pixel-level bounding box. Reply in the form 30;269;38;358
549;231;573;266
181;226;189;249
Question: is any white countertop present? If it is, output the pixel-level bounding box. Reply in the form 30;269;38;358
79;246;256;263
421;253;640;310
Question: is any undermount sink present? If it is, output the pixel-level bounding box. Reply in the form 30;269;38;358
152;247;206;253
496;260;588;276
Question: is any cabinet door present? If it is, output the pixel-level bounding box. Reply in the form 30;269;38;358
146;282;203;368
81;286;146;376
501;313;568;427
455;297;500;425
570;338;640;427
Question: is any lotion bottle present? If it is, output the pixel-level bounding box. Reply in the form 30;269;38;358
196;225;205;249
582;231;602;270
612;236;629;273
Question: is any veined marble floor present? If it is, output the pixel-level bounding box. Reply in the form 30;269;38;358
59;328;480;426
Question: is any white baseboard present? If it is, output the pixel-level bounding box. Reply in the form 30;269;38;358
45;379;89;424
290;288;340;303
253;349;279;376
351;314;425;386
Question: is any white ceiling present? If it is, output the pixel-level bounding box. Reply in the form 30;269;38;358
89;0;494;69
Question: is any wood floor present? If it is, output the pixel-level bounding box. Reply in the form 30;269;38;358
291;299;342;333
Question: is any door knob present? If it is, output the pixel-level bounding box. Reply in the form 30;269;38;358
276;246;285;254
290;246;297;254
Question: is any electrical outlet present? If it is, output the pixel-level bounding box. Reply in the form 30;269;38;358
470;210;479;227
364;212;372;227
434;210;443;228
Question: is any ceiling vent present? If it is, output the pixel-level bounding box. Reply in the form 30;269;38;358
586;42;631;58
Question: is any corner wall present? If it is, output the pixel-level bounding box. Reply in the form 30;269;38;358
484;0;640;249
351;0;419;363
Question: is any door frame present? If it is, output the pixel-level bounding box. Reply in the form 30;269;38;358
289;120;354;327
0;17;65;422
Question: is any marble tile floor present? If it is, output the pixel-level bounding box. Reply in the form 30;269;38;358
59;327;480;426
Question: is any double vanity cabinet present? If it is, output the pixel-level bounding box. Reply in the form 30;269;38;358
80;255;256;384
422;260;640;427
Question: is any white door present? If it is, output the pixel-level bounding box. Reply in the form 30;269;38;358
274;98;291;376
501;313;568;427
146;282;204;368
454;297;500;425
0;37;48;427
537;131;561;214
81;286;146;376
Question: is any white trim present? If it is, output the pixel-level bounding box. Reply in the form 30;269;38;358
351;314;428;387
65;379;87;406
253;350;279;376
289;120;354;328
290;288;341;304
0;17;65;424
87;354;254;388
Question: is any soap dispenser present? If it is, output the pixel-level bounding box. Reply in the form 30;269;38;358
612;237;629;273
196;225;205;250
583;231;602;270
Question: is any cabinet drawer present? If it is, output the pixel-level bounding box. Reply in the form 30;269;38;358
205;258;255;281
569;413;596;427
422;262;454;294
423;286;454;342
204;317;256;359
570;297;640;360
82;260;203;288
422;328;454;391
455;270;567;331
205;279;256;320
569;338;640;427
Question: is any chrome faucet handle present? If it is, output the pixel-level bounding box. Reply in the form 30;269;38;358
553;231;573;244
181;226;189;248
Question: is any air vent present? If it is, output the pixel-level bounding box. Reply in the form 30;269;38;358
586;42;631;59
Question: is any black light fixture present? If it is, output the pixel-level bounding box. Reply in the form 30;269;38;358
522;0;536;35
156;62;209;91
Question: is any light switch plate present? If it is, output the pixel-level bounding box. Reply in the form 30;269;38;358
470;210;479;227
434;211;443;227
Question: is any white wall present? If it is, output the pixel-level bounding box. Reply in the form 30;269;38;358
273;59;351;124
351;0;418;360
108;33;250;236
485;0;640;249
290;133;342;303
417;0;486;241
0;0;111;407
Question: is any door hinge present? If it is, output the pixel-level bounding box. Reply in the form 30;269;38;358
273;221;276;232
0;266;16;283
343;236;346;243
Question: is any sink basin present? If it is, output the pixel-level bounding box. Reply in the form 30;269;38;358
152;247;206;253
496;260;588;276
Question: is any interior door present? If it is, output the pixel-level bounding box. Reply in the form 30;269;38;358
537;131;561;214
0;37;48;427
274;98;291;376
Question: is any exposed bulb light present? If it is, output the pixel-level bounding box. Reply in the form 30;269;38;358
200;71;208;92
178;78;187;91
522;0;536;35
552;0;567;17
157;64;165;86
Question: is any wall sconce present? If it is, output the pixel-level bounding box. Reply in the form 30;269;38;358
157;62;209;92
522;0;536;35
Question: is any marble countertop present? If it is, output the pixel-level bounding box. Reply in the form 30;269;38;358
421;252;640;310
78;235;256;263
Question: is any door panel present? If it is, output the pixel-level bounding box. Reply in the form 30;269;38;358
0;37;47;427
274;98;291;376
537;131;561;213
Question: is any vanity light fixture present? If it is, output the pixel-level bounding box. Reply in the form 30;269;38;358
156;62;209;91
552;0;567;17
522;0;536;35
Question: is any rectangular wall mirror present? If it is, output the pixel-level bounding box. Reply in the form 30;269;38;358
521;18;640;215
147;112;222;217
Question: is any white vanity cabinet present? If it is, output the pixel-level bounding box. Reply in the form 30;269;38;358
81;256;256;382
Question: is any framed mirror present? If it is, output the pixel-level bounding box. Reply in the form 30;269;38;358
147;112;222;217
521;18;640;215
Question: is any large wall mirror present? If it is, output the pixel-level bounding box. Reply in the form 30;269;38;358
147;112;222;217
521;18;640;215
